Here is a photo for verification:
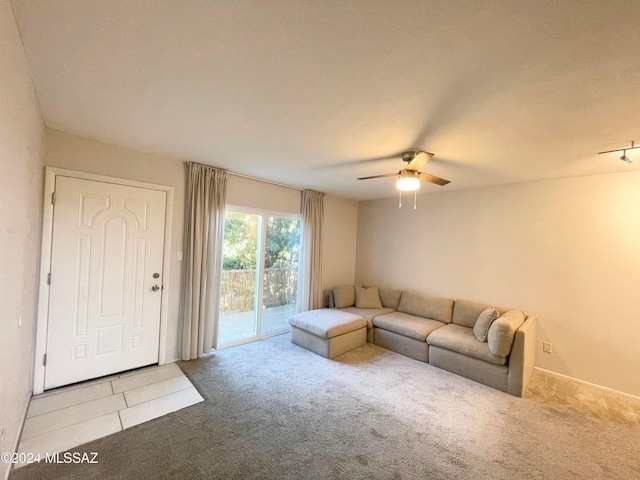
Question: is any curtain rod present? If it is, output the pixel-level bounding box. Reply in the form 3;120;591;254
189;161;311;192
228;170;303;192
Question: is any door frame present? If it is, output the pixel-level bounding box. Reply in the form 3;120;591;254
33;167;174;394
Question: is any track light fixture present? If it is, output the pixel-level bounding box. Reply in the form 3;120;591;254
620;149;633;165
598;140;637;165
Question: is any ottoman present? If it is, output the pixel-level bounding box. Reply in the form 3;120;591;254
289;309;367;359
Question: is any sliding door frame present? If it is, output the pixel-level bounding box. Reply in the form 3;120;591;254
218;205;301;349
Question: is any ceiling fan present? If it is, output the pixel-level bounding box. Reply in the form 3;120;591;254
357;151;450;190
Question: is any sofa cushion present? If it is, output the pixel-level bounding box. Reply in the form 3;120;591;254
427;324;507;365
355;286;383;309
289;309;366;338
339;306;395;328
488;310;526;357
332;285;355;308
373;311;446;342
398;292;454;324
473;307;499;342
452;299;493;328
379;288;402;310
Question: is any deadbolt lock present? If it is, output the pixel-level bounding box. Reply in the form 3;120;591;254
153;273;160;278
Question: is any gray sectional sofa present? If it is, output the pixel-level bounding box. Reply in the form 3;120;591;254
328;286;536;397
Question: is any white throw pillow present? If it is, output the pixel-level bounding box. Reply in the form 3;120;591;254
472;307;499;342
355;286;383;309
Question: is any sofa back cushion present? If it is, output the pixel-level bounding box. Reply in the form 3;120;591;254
379;288;402;310
487;310;526;357
355;286;383;309
453;299;493;328
398;291;454;323
333;285;355;308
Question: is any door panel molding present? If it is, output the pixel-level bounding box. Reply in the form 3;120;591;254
34;167;174;394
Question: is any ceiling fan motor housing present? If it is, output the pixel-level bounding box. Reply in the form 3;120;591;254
402;151;419;163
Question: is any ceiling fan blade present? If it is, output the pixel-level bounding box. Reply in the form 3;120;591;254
418;172;450;186
406;151;433;171
357;173;398;180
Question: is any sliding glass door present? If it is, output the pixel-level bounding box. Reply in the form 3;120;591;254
218;211;260;345
218;209;300;348
261;216;300;336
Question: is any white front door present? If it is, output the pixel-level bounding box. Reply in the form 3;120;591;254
45;176;167;390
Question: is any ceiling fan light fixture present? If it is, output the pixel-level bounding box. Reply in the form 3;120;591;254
397;170;420;191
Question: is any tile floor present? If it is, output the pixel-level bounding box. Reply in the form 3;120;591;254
15;363;203;469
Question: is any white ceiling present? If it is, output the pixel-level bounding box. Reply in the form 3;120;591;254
12;0;640;200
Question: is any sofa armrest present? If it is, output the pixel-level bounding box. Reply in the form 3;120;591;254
507;315;537;397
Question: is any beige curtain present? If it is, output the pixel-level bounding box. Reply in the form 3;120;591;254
180;163;227;360
298;190;324;311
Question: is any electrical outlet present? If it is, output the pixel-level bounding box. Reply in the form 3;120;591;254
542;341;552;353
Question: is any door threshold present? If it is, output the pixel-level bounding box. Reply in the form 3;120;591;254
216;329;289;350
37;363;164;397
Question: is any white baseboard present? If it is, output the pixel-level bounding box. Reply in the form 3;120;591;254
534;367;640;404
4;392;32;480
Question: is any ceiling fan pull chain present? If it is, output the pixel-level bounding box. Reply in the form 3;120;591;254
399;190;402;209
414;189;417;210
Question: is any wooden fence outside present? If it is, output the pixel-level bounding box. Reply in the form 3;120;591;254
220;267;298;315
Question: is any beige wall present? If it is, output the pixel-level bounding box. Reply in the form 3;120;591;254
227;175;300;214
322;195;358;305
45;128;187;361
45;129;358;358
356;172;640;397
0;0;45;475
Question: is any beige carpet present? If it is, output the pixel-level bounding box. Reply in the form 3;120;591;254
11;334;640;479
526;368;640;426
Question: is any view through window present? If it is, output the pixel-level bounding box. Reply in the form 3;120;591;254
218;209;300;347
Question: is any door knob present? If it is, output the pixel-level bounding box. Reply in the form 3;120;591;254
152;285;160;292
